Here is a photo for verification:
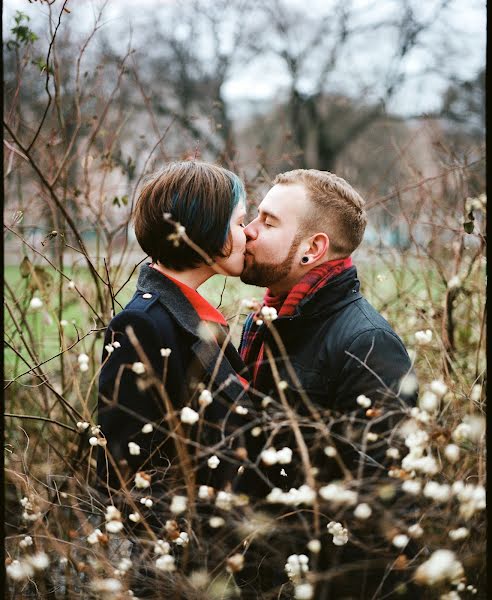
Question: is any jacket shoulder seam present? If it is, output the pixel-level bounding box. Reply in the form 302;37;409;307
346;326;405;353
108;306;176;335
352;300;391;329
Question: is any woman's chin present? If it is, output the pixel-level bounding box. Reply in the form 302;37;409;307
220;258;244;278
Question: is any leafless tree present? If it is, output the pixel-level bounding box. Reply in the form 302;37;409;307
245;0;455;170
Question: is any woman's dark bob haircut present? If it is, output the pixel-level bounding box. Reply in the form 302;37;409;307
133;161;245;271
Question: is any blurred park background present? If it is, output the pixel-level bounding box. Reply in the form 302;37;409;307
3;0;486;351
3;1;486;598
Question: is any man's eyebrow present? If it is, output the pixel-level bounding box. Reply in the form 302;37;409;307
258;208;281;222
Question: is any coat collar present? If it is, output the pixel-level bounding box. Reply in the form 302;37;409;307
149;264;228;326
136;263;228;340
136;263;247;402
288;266;362;319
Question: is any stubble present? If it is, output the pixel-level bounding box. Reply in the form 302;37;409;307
240;232;302;288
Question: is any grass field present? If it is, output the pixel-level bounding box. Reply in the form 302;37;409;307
4;250;486;599
4;252;452;385
4;262;264;376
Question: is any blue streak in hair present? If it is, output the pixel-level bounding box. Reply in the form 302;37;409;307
171;174;245;246
171;191;181;215
230;173;245;209
172;191;204;233
222;173;246;243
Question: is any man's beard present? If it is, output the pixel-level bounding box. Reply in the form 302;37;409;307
240;234;301;288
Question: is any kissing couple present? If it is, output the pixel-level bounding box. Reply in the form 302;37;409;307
97;160;417;599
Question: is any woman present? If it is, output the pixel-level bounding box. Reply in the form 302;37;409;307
96;161;251;504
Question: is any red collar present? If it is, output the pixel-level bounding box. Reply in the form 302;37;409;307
150;264;228;326
150;264;249;390
264;256;353;317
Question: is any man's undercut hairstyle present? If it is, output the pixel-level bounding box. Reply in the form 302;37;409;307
273;169;368;257
133;161;245;271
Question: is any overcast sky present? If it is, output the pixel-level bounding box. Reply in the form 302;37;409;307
3;0;486;117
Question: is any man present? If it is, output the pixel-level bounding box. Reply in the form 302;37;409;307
235;169;418;599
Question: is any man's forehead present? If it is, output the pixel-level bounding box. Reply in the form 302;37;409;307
259;183;307;216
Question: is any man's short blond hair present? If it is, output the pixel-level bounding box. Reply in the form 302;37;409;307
273;169;368;257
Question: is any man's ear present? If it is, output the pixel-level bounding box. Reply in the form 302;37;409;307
304;233;330;263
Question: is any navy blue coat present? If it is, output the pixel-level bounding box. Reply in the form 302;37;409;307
96;264;250;497
234;266;420;599
237;266;417;495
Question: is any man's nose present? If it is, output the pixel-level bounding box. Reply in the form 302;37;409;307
243;220;258;241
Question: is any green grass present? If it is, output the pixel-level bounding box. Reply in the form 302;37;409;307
4;263;263;377
4;257;445;379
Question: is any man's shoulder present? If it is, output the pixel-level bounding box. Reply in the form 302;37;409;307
322;295;407;351
350;296;398;333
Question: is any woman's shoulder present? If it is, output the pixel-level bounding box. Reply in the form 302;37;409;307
108;292;179;338
103;293;190;367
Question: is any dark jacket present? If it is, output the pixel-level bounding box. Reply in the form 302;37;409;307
96;264;249;497
234;266;419;600
237;265;417;495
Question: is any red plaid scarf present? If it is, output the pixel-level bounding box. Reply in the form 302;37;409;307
240;257;353;386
